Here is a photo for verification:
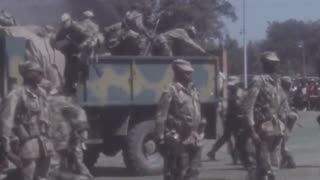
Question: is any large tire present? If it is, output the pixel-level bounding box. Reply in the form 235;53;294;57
123;121;163;176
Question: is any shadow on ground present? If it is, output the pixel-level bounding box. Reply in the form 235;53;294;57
92;166;131;177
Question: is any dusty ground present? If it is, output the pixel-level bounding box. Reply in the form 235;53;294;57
93;111;320;180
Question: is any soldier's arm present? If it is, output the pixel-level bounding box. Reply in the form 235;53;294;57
155;86;173;140
0;90;20;151
242;76;262;128
180;31;207;55
55;27;68;41
280;95;291;122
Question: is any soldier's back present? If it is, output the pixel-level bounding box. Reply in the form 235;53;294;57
81;19;99;35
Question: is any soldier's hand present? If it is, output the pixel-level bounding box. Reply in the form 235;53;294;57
251;130;261;145
0;137;10;153
79;41;87;49
80;130;89;141
154;134;164;146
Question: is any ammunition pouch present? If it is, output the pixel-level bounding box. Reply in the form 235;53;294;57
163;131;183;156
14;123;40;142
166;116;192;141
257;119;285;137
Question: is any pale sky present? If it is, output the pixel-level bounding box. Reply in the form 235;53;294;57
226;0;320;42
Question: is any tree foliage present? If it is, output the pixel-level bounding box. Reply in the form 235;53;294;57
110;0;236;41
227;19;320;77
262;19;320;76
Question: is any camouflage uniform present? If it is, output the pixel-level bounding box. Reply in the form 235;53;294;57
55;13;92;95
154;28;207;56
0;10;16;26
103;9;148;55
47;95;92;179
124;9;149;55
207;79;244;164
242;52;290;180
0;61;54;180
80;11;105;50
279;77;297;169
155;59;205;180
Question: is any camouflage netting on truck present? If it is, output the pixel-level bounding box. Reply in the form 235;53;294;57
0;25;65;90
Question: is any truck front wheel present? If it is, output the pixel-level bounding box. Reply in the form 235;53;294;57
123;120;163;176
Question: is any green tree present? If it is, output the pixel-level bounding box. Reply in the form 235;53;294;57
224;34;243;75
110;0;237;41
261;19;320;76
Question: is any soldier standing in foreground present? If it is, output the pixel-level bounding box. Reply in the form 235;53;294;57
0;61;54;180
242;52;289;180
155;59;206;180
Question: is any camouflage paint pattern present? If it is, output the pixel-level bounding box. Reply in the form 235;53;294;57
2;37;218;106
77;56;217;106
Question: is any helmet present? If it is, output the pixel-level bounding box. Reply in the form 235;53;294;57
260;51;280;62
61;13;71;23
172;59;194;72
185;25;197;36
1;10;12;18
83;10;94;18
19;61;43;76
228;76;240;86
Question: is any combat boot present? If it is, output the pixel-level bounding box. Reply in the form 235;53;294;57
206;151;216;161
266;171;276;180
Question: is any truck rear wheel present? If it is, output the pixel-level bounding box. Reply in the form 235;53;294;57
123;120;163;176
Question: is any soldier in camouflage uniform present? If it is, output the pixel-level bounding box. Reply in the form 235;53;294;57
207;77;244;164
154;26;207;56
54;13;93;96
242;52;290;180
279;76;298;169
47;94;92;180
80;10;104;52
104;5;149;55
0;10;17;27
0;61;54;180
155;59;206;180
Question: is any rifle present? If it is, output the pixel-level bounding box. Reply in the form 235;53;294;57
143;0;176;56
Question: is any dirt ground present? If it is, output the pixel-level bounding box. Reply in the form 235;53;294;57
92;111;320;180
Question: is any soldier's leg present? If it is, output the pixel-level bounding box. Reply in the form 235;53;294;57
270;136;282;170
178;148;190;180
207;128;232;160
185;147;201;180
20;159;36;180
280;135;296;169
73;146;93;178
157;35;173;56
64;55;80;95
163;153;175;180
255;137;273;180
235;131;253;168
34;156;51;180
229;135;239;164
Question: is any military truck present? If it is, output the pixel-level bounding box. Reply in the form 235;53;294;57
0;28;222;176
